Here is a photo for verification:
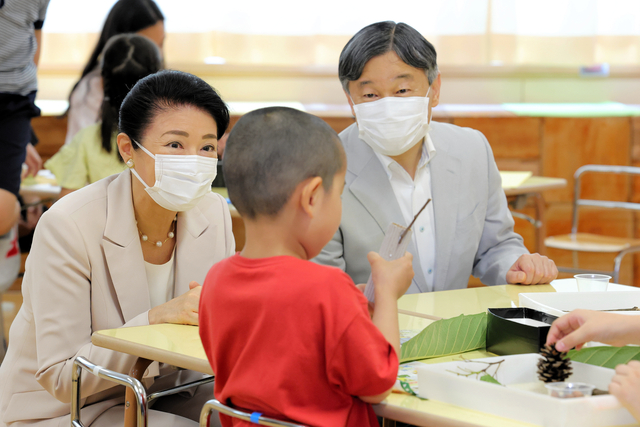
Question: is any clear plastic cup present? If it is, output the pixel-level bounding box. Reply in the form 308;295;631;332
574;274;611;292
545;382;595;398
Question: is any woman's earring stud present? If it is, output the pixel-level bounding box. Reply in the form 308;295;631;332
126;159;134;168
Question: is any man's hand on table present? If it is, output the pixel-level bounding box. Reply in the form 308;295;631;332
506;253;558;285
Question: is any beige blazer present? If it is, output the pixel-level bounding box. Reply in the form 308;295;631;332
0;171;235;426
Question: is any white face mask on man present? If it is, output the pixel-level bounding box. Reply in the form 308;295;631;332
352;86;432;156
129;139;218;212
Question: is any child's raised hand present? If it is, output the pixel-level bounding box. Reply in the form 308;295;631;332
610;361;640;421
546;309;640;351
368;251;414;300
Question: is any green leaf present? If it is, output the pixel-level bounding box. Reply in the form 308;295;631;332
399;380;417;396
400;313;487;363
568;346;640;369
480;374;502;385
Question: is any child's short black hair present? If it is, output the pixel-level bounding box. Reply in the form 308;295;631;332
224;107;345;219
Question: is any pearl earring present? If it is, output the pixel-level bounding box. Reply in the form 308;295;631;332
126;159;134;168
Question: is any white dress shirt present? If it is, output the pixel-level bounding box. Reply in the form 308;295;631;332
374;135;437;291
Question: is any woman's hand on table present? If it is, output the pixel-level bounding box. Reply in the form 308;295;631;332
148;281;201;325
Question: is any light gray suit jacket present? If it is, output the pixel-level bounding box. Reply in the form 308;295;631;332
0;171;235;427
315;121;528;293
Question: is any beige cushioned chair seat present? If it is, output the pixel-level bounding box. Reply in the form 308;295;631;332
545;232;640;252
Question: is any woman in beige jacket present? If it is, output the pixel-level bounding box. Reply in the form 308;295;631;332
0;70;234;426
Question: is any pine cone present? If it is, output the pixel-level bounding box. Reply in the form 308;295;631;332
537;344;573;383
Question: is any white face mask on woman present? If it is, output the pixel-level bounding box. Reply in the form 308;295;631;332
353;86;432;156
129;139;218;212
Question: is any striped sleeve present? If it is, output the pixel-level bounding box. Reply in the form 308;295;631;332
0;0;50;95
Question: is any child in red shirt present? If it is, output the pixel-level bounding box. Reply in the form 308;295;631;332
199;107;414;427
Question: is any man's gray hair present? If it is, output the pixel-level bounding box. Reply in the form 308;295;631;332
339;21;439;93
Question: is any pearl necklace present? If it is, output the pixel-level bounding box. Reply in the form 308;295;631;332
138;216;177;248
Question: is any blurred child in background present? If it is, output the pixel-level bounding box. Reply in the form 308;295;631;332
47;34;162;197
64;0;164;145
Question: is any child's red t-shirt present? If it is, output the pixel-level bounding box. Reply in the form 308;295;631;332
199;254;398;427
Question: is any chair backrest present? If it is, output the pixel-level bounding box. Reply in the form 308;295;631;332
72;356;148;427
570;165;640;234
199;399;307;427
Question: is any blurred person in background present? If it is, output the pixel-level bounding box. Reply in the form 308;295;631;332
0;0;50;302
47;34;162;198
64;0;165;145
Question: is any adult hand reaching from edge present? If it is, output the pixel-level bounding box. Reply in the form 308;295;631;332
506;253;558;285
546;309;640;352
148;281;201;325
610;361;640;421
545;309;640;423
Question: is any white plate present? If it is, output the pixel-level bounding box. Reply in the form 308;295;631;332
551;278;640;293
417;354;634;427
519;291;640;317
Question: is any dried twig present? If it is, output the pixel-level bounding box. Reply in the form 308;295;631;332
399;199;431;243
447;359;505;381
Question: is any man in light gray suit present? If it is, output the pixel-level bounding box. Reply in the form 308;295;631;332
315;21;557;293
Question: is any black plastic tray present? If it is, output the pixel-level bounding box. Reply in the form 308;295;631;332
486;307;558;355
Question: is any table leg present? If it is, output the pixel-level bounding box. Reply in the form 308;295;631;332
508;193;548;255
381;418;397;427
534;193;546;256
125;358;152;427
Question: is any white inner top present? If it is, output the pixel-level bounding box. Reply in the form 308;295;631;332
144;250;176;309
374;135;437;291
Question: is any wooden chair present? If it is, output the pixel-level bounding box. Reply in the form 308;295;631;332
199;399;306;427
544;165;640;283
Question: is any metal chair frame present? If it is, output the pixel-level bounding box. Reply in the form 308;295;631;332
200;399;307;427
549;164;640;282
72;356;214;427
72;356;148;427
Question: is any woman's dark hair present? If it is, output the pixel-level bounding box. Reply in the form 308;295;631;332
119;70;230;145
68;0;164;108
100;34;162;155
